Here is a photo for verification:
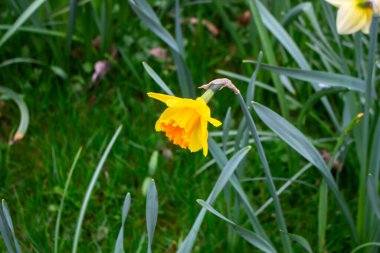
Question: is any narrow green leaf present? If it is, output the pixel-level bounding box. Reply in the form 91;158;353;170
256;0;339;129
148;151;159;176
238;94;292;251
146;180;158;253
367;174;380;221
0;0;46;47
128;0;180;53
177;146;252;253
197;200;277;253
66;0;79;51
54;148;82;253
244;61;368;94
222;107;232;152
0;206;15;253
246;0;289;120
142;62;174;96
297;87;349;126
350;242;380;253
72;126;123;253
0;86;29;143
114;193;131;253
175;0;184;55
216;69;302;106
255;163;313;215
0;25;82;41
318;181;328;253
0;58;67;79
252;102;357;241
246;51;263;105
1;200;21;253
358;15;379;240
281;231;313;253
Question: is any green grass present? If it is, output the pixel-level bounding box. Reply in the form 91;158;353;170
1;0;379;252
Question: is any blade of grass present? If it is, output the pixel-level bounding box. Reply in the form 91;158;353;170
0;25;82;41
255;163;313;215
65;0;79;51
213;0;246;57
54;147;82;253
0;58;67;79
0;0;46;47
350;242;380;253
318;181;328;253
72;126;123;253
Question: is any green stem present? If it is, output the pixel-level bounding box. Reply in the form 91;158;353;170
237;93;293;252
319;112;363;252
358;15;379;241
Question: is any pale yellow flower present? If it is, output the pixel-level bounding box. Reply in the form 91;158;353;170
326;0;373;34
148;92;222;156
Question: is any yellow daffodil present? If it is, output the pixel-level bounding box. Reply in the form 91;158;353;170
148;92;222;156
326;0;373;34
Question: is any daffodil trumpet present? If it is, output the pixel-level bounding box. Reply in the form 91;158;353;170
326;0;379;34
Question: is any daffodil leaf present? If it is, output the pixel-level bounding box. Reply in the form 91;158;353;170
245;61;369;94
197;199;277;253
367;174;380;221
255;0;339;128
252;102;357;240
114;193;131;253
0;0;46;47
128;0;180;53
281;230;313;253
0;86;29;143
1;201;22;253
146;180;158;253
0;206;15;253
177;146;256;253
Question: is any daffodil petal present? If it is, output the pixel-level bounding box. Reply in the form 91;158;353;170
325;0;355;8
201;119;208;156
188;118;203;153
361;9;372;33
208;117;222;127
147;92;181;105
336;4;370;34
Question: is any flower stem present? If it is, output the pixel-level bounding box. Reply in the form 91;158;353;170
237;93;293;252
358;14;379;241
